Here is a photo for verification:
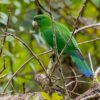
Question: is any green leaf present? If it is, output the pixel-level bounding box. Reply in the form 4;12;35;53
24;0;30;4
12;16;18;24
0;12;8;25
13;1;21;8
41;92;63;100
6;36;14;42
41;92;51;100
51;93;63;100
91;0;100;8
0;0;10;4
5;50;16;63
15;8;21;15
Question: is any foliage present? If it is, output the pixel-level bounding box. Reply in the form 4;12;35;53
91;0;100;8
41;92;63;100
0;0;100;99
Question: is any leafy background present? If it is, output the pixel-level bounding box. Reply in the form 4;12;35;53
0;0;100;99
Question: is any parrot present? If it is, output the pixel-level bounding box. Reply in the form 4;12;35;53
32;14;93;77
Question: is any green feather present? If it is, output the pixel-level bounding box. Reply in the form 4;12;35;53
34;14;93;77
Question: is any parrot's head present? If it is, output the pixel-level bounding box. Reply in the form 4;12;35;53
32;14;51;31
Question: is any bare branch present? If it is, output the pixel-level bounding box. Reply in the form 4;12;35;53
78;38;100;45
74;23;100;34
37;0;50;14
0;13;10;56
59;0;88;57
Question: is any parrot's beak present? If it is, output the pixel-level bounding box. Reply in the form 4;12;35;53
32;20;39;34
32;20;38;28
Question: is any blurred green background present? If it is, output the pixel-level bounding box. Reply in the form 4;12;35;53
0;0;100;94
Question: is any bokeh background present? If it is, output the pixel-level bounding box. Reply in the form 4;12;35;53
0;0;100;96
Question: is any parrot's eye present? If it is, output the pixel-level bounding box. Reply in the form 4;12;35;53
34;17;42;21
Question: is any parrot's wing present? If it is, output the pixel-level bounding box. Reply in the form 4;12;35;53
54;21;79;52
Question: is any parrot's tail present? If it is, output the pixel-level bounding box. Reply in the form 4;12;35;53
71;54;93;77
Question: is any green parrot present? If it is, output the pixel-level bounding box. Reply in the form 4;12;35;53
32;14;93;77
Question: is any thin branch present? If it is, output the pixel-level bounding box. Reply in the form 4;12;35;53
49;1;88;95
77;80;92;84
3;49;52;92
94;66;100;82
37;0;50;14
48;0;70;98
49;1;57;54
0;54;6;74
80;93;100;100
64;75;82;79
1;31;50;80
88;52;94;75
78;38;100;45
74;23;100;34
59;0;88;57
22;82;26;93
75;84;100;100
55;77;92;84
0;74;10;79
0;13;10;56
52;75;82;80
68;90;80;96
13;35;51;80
70;67;78;92
66;81;75;87
10;82;16;93
55;84;81;96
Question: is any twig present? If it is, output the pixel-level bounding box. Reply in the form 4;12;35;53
55;77;92;84
49;1;57;54
78;38;100;45
68;90;80;96
0;13;10;56
74;23;100;34
36;0;59;73
75;83;100;100
59;61;70;99
66;80;92;87
94;66;100;83
66;81;75;87
52;75;82;80
3;49;52;92
12;35;48;75
0;74;9;79
22;82;25;93
70;67;78;92
49;1;88;97
0;31;50;80
48;0;60;77
48;0;70;98
48;0;59;77
88;52;94;75
0;54;6;74
0;91;13;96
55;84;80;96
37;0;50;14
64;75;82;79
10;82;16;93
2;57;31;92
77;80;92;84
80;93;100;100
8;42;14;75
59;0;88;57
